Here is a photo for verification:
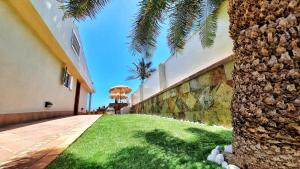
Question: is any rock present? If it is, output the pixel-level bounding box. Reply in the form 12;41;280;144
215;154;224;164
211;148;220;156
210;149;220;156
207;153;216;162
207;146;220;162
224;145;233;153
227;164;240;169
222;161;228;168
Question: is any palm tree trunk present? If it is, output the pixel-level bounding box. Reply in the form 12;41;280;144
141;80;145;113
228;0;300;169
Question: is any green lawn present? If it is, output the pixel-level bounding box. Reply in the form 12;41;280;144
48;114;232;169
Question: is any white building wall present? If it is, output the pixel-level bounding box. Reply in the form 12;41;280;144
0;1;90;114
142;71;160;100
31;0;93;89
131;87;141;106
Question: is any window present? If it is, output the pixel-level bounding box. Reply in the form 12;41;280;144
63;68;73;90
71;31;81;56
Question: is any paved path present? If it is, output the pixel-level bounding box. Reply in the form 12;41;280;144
0;115;100;169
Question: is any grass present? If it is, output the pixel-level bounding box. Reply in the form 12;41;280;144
48;114;232;169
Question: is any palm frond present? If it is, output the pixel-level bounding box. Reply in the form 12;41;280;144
130;0;169;58
146;61;152;68
197;0;224;48
168;0;204;54
149;68;156;73
198;11;218;48
127;58;156;82
128;67;137;73
63;0;110;20
126;75;139;81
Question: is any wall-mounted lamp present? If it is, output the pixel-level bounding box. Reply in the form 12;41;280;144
45;101;53;108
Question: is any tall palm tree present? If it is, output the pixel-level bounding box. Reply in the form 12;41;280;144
62;0;300;168
127;58;156;114
127;58;156;83
228;1;300;169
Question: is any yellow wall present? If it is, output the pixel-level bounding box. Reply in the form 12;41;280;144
0;1;88;114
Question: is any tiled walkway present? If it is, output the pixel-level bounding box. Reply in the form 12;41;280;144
0;115;100;169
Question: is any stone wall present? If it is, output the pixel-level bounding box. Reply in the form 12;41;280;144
132;59;234;127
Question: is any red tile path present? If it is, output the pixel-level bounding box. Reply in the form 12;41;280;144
0;115;101;169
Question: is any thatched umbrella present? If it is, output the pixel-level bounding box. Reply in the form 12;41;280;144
109;85;132;94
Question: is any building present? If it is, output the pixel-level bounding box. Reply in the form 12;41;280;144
0;0;94;127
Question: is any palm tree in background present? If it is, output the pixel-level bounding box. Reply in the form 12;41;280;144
127;58;156;114
127;58;156;84
62;0;300;168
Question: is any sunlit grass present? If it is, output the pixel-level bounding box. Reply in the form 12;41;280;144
48;114;232;169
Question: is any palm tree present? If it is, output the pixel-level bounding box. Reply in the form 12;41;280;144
228;1;300;169
127;58;156;114
126;58;156;83
62;0;300;168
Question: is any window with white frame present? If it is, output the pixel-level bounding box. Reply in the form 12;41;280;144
63;67;73;90
71;31;81;56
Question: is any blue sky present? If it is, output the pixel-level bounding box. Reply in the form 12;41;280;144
76;0;170;110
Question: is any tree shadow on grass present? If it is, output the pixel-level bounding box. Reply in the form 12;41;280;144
186;127;232;146
134;127;231;162
48;146;171;169
48;153;104;169
104;146;171;169
106;127;231;169
48;127;231;169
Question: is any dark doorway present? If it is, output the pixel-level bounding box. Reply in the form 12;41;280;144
74;81;81;115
